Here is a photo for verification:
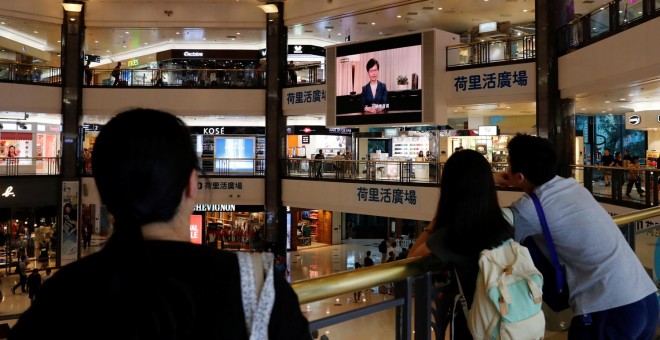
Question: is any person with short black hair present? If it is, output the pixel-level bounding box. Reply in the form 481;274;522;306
495;134;658;338
361;58;388;114
10;109;312;340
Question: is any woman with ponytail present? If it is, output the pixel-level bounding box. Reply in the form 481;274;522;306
10;109;311;340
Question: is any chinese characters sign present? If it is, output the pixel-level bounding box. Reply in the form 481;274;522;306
286;89;327;105
453;70;528;92
197;181;243;190
356;186;417;205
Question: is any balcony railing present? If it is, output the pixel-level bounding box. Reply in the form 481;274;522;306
559;0;660;55
446;35;536;68
0;157;60;176
285;158;443;183
287;62;326;87
292;204;660;338
0;63;61;85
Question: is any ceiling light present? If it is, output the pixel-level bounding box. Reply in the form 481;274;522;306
605;100;610;103
523;9;528;12
125;31;129;34
144;42;148;45
397;15;402;18
337;33;341;36
0;22;5;25
231;38;235;41
236;32;240;35
106;50;110;52
69;18;76;21
61;2;83;12
176;32;180;35
203;38;206;41
258;4;278;13
123;45;127;48
57;40;61;43
581;108;586;110
33;31;38;34
371;22;375;25
94;40;99;43
438;7;443;10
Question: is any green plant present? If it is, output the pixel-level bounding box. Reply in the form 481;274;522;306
397;75;408;85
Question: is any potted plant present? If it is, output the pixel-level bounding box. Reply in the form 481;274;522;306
397;75;408;90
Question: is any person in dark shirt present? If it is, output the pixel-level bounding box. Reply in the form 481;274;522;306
10;109;311;340
26;269;41;303
363;250;374;267
600;148;614;186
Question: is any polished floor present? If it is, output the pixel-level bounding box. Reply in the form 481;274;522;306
0;236;657;339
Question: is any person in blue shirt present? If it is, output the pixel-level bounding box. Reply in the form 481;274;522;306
361;58;388;113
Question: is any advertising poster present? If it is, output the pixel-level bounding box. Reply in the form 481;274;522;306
61;181;79;266
189;215;202;244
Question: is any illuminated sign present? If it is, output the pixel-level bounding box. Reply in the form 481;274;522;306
194;204;236;212
2;186;15;198
478;125;498;136
127;58;139;67
629;115;640;125
189;215;202;244
203;127;225;135
183;51;204;57
293;45;303;54
479;22;497;33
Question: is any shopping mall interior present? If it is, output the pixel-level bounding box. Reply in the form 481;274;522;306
0;0;659;338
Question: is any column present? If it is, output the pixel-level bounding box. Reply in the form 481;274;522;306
264;2;288;255
59;1;86;266
535;0;575;177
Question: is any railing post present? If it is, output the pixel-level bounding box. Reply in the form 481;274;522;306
584;167;593;193
645;170;652;206
414;272;432;340
395;277;413;340
619;222;636;251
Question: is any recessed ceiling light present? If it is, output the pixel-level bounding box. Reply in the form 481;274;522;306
397;15;401;18
438;7;443;10
337;33;341;35
57;40;61;43
95;40;99;43
144;42;148;45
0;22;5;25
506;106;511;109
601;110;606;113
33;31;38;34
523;9;528;12
328;28;331;31
619;98;626;101
236;32;240;35
231;38;235;41
203;38;206;40
106;50;110;52
605;100;610;103
69;18;75;21
176;32;180;35
123;45;127;48
125;31;129;34
581;108;586;110
371;22;375;25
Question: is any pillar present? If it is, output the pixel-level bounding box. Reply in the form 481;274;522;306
264;2;288;255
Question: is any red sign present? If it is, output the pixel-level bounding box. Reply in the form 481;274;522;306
189;215;202;244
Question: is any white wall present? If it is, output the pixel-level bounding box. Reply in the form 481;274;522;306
83;88;265;116
559;18;660;98
0;83;61;113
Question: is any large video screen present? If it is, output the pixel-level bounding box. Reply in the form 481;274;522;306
214;137;255;172
335;34;422;126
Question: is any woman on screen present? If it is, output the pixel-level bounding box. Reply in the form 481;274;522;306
361;58;388;113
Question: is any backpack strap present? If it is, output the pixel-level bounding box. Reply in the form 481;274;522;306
238;252;276;340
529;192;565;295
451;268;469;340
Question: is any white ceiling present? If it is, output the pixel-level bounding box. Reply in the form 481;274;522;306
0;0;656;121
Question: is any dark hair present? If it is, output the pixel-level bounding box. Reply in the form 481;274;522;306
92;108;199;338
366;58;379;71
435;150;512;256
507;134;557;186
366;250;371;256
93;108;198;229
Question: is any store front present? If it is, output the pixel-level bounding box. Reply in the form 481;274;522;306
192;204;265;251
287;126;354;175
288;207;333;250
156;49;263;87
440;126;511;172
0;177;60;273
189;126;265;174
1;122;61;175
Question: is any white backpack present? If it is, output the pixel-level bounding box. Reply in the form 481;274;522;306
452;209;545;339
465;239;545;339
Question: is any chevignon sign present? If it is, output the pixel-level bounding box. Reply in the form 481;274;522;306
183;51;203;57
629;115;641;125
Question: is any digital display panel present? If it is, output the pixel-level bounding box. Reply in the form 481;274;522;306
334;34;423;126
214;137;256;172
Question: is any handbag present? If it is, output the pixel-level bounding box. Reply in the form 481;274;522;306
522;193;570;312
237;252;275;340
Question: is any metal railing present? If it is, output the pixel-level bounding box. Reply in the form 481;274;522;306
287;62;326;86
446;35;536;68
570;164;660;207
559;0;659;55
292;204;660;339
78;157;265;177
0;157;60;176
0;63;61;85
285;158;443;183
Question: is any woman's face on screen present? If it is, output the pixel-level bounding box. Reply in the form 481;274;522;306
368;65;379;82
